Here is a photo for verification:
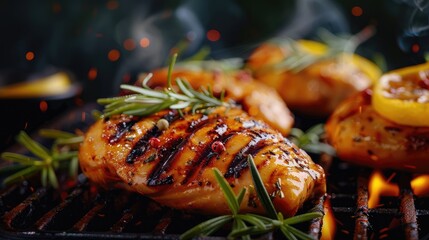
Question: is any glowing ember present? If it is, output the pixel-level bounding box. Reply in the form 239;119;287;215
351;6;363;17
207;29;220;42
368;171;399;208
39;101;48;112
123;38;136;51
411;44;420;53
52;3;61;13
25;51;35;61
106;0;119;10
108;49;120;61
321;198;336;240
411;175;429;196
139;37;150;48
88;67;98;80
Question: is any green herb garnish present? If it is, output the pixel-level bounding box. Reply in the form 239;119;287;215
271;26;375;73
180;155;323;240
288;124;336;156
97;53;234;118
0;130;83;188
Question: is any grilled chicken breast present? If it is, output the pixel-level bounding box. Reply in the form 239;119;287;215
135;68;294;135
326;90;429;172
79;107;325;217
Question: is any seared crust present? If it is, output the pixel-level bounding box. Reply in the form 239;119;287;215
79;107;326;217
326;90;429;172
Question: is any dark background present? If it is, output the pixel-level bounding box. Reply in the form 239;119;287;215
0;0;428;148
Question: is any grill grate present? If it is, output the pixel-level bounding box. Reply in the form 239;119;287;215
1;103;428;239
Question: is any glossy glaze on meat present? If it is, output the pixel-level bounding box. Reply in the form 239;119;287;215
135;68;294;135
326;90;429;172
79;107;326;217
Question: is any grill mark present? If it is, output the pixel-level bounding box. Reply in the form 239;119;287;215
147;117;214;186
109;118;139;144
180;124;233;185
125;112;178;164
224;131;276;179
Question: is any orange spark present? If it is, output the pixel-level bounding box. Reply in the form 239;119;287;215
26;51;35;61
207;29;220;42
40;101;48;112
88;67;98;80
123;38;136;51
139;37;150;48
108;49;120;61
411;44;420;53
352;6;363;17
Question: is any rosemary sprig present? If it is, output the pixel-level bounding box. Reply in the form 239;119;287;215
271;26;375;73
180;155;323;240
97;53;234;118
0;129;83;188
288;124;336;156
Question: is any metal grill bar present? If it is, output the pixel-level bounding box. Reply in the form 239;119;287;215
110;202;142;233
34;186;85;230
72;202;105;232
3;188;48;230
399;174;419;240
354;169;369;240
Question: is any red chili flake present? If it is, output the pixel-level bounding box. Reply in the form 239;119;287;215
149;137;161;148
211;141;226;153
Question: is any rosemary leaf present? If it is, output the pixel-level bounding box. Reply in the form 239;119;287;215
247;155;277;219
17;131;50;159
69;156;79;178
176;78;195;98
283;212;323;225
213;168;240;215
2;165;41;186
0;164;27;175
55;136;84;145
280;225;299;240
236;188;246;206
41;167;48;187
38;129;77;139
47;166;59;189
53;152;79;161
179;215;232;240
167;53;178;90
283;225;314;240
237;214;267;230
1;152;39;165
121;85;168;99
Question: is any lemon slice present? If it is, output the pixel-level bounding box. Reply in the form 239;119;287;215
372;62;429;127
0;72;72;98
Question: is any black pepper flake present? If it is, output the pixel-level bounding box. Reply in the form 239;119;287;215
144;154;157;164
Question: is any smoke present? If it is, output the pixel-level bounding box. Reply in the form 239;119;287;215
395;0;429;53
276;0;349;39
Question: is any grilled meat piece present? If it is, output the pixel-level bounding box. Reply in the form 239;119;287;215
246;42;381;117
326;90;429;172
135;68;294;135
79;107;325;217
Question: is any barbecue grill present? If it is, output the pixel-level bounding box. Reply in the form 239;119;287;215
0;103;426;240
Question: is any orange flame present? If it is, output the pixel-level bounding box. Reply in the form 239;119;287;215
368;171;399;208
411;175;429;196
321;198;336;240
